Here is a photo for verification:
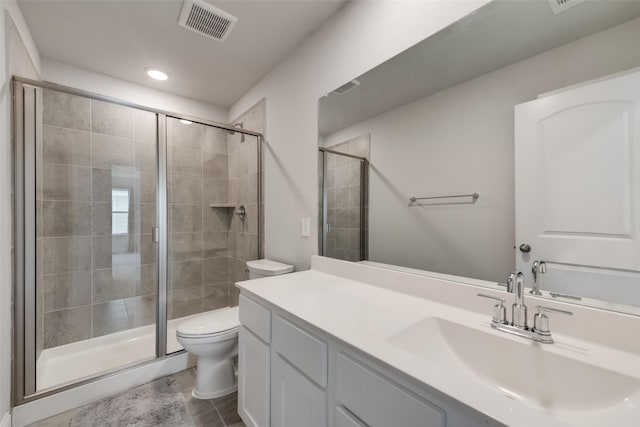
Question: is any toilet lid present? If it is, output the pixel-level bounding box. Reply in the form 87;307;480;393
176;306;239;337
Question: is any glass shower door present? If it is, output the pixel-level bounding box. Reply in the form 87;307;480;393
165;117;261;354
32;86;159;392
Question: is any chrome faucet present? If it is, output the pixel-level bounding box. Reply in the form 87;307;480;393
478;271;572;344
507;271;527;328
530;260;546;296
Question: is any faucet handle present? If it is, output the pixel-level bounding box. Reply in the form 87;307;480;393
477;293;507;324
530;261;546;295
533;305;573;334
506;272;517;293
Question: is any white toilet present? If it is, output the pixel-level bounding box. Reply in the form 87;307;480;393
176;306;240;399
176;259;293;399
246;259;294;279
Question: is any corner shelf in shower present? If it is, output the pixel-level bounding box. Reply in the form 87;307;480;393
209;204;236;208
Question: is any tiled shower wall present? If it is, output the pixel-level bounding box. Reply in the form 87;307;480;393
39;89;158;349
167;120;231;320
227;99;265;306
323;134;370;261
166;97;264;317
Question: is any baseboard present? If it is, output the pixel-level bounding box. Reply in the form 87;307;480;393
1;411;11;427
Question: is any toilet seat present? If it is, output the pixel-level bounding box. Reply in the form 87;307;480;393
176;306;239;339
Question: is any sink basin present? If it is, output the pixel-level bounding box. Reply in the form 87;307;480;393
388;317;640;412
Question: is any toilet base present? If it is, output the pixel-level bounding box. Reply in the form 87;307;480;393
192;384;237;400
192;356;237;400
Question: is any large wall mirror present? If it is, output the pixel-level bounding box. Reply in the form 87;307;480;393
318;0;640;316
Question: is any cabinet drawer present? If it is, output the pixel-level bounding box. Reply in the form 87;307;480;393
336;352;445;427
272;315;328;387
239;295;271;343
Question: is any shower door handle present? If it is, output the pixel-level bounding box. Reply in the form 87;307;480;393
152;227;160;243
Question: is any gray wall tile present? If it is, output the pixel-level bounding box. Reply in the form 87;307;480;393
126;295;156;327
170;233;203;262
91;202;112;236
203;257;228;285
43;307;91;348
171;205;203;233
171;175;203;205
42;201;91;237
204;126;228;154
204;208;231;233
42;164;91;201
42;271;91;311
43;89;90;131
203;283;228;311
203;153;228;180
172;147;203;177
203;179;227;205
170;259;203;290
170;287;202;319
203;232;228;258
93;267;137;303
171;120;204;151
42;236;92;274
135;172;156;204
42;126;91;166
135;110;157;142
92;100;135;138
93;300;132;337
92;133;135;169
135;141;156;173
136;264;157;296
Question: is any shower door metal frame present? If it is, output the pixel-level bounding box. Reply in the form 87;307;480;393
12;76;265;405
318;147;368;261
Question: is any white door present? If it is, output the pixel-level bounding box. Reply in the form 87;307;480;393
238;326;270;427
271;354;326;427
515;70;640;304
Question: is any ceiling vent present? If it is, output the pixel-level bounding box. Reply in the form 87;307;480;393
178;0;238;42
547;0;586;15
332;79;361;96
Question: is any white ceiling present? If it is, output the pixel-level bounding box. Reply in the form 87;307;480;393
319;0;640;136
18;0;346;108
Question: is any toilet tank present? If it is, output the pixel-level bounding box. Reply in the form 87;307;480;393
246;259;294;280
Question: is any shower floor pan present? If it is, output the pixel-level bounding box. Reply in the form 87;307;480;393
35;309;220;392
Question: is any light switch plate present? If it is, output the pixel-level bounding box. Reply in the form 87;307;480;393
301;217;311;237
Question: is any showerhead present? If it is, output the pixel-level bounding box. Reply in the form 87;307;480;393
227;122;245;142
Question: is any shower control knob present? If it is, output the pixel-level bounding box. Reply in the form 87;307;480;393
519;243;531;253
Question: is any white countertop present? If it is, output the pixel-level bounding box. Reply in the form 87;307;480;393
237;257;640;427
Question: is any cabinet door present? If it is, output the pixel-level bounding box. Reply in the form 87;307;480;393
239;326;270;427
336;352;445;427
271;354;326;427
335;406;368;427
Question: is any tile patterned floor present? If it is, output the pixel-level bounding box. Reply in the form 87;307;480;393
29;368;246;427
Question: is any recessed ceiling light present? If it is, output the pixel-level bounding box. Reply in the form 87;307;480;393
180;120;193;125
145;67;169;81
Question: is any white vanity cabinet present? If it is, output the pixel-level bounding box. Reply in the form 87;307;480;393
238;293;502;427
271;314;328;427
238;296;272;427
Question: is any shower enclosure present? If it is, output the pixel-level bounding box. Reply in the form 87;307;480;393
318;147;368;261
13;78;262;403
